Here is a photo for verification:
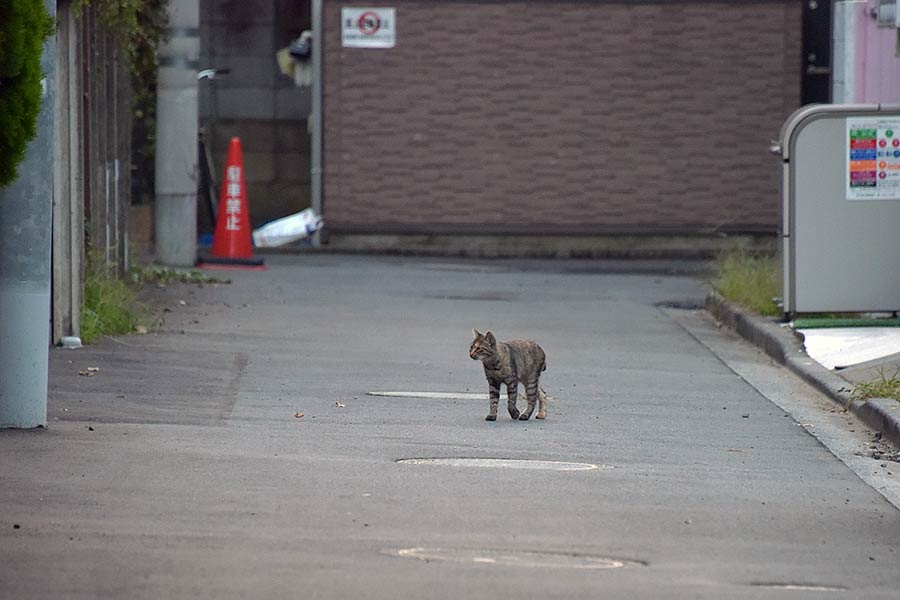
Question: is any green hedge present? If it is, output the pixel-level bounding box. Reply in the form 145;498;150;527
0;1;54;187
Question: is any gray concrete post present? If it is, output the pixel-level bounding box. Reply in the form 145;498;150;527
155;1;200;266
0;0;56;429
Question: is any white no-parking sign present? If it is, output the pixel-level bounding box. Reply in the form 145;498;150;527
341;7;396;48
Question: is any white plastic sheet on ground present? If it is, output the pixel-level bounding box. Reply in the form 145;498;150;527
798;327;900;370
252;208;322;248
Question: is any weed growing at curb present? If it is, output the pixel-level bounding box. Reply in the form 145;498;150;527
82;253;148;344
82;258;228;344
712;250;780;317
852;368;900;403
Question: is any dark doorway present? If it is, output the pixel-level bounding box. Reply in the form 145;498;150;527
801;0;832;104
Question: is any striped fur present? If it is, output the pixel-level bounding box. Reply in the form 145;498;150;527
469;329;547;421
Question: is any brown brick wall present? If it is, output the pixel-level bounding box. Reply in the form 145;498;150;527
323;0;802;234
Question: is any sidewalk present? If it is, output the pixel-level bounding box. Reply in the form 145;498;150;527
707;294;900;449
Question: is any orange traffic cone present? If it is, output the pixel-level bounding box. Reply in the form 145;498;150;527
197;137;265;269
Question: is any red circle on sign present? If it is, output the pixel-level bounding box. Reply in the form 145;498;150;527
357;12;381;35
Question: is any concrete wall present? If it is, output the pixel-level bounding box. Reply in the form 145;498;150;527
322;0;802;235
199;0;311;229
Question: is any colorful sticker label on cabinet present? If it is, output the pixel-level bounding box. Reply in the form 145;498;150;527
847;118;900;200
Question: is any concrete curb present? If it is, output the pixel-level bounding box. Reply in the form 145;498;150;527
705;292;900;448
856;399;900;447
319;233;777;260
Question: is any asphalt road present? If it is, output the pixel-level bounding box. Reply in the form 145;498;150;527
1;255;898;599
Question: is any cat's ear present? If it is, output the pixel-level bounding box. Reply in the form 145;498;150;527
485;331;496;345
473;328;482;339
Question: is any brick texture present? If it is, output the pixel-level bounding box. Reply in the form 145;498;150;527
323;0;802;234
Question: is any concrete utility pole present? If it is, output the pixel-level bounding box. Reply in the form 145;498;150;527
0;0;56;429
310;0;323;247
155;0;200;266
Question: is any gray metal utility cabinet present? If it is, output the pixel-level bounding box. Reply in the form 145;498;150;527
779;104;900;316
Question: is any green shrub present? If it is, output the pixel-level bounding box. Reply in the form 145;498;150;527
0;0;55;186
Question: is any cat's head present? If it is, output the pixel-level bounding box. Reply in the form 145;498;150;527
469;329;497;360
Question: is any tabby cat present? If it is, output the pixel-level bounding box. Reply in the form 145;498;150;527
469;329;547;421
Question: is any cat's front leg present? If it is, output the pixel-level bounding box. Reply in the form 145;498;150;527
486;379;500;421
505;377;520;420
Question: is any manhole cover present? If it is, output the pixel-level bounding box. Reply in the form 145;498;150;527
396;458;607;471
387;547;644;569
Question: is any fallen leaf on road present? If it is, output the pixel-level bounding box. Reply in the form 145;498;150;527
294;412;304;419
78;367;100;377
335;402;345;408
134;325;149;334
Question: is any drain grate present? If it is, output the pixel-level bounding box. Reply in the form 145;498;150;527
396;458;607;471
388;547;645;569
656;300;706;310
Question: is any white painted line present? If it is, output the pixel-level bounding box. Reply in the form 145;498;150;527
750;584;846;592
388;547;642;569
368;391;558;401
367;391;487;400
396;458;606;471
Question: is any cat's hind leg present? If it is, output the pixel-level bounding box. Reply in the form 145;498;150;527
505;377;520;420
519;379;539;420
535;387;547;420
486;380;500;421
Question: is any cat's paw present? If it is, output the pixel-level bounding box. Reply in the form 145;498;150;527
485;414;497;421
535;413;546;420
518;413;531;421
508;410;520;420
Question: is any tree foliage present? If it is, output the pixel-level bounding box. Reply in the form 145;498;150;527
73;0;168;78
0;0;55;186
